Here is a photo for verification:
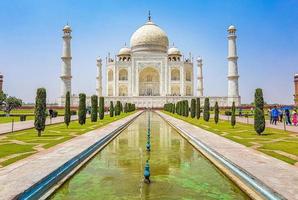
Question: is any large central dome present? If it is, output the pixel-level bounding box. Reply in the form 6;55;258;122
130;20;169;53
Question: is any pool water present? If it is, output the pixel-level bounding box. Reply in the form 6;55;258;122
50;112;249;200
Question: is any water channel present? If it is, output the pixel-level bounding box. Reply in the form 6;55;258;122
50;112;249;199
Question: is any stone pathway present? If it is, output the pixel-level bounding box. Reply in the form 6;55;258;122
0;111;142;200
0;115;78;135
158;111;298;200
219;114;298;133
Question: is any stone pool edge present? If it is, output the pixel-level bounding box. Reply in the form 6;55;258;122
15;111;144;200
156;111;285;200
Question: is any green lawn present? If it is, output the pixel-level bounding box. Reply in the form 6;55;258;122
0;112;135;167
163;111;298;165
0;108;66;115
0;116;35;124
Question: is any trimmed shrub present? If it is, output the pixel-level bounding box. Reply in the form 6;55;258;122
70;110;77;115
78;93;86;125
190;99;196;118
231;101;236;127
91;95;98;122
34;88;47;136
20;115;26;121
214;101;219;124
99;97;104;120
196;98;200;119
109;101;114;117
254;88;265;134
225;111;232;116
203;98;210;122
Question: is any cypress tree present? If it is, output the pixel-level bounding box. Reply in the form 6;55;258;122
254;88;265;135
190;99;196;118
115;101;121;115
64;91;71;127
34;88;47;137
185;100;189;117
196;98;201;119
203;98;210;122
231;101;236;127
99;97;104;120
214;101;219;124
109;101;114;117
120;102;123;113
124;103;128;113
172;103;175;114
78;93;86;125
91;95;98;122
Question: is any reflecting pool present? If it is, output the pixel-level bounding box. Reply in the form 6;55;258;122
51;112;249;199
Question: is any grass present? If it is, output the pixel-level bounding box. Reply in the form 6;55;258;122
0;112;135;167
162;111;298;165
0;116;35;124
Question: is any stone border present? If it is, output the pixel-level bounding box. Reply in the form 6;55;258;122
15;111;143;200
157;111;285;200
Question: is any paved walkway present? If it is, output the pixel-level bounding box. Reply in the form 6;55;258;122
0;111;142;200
219;114;298;133
158;111;298;200
0;115;78;135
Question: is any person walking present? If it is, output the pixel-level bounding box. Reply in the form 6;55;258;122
279;108;283;122
285;109;292;125
268;108;272;124
293;110;297;126
271;106;279;125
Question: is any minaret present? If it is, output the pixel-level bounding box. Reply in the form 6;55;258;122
60;24;72;105
96;57;103;97
0;73;3;92
227;25;240;106
197;57;203;96
294;74;298;106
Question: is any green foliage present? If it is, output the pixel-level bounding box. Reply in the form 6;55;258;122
203;98;210;122
231;102;236;127
190;99;196;118
2;96;22;115
254;88;265;135
172;103;175;114
34;88;47;136
214;101;219;124
91;95;98;122
64;91;71;127
185;100;189;117
196;98;200;119
78;93;86;125
109;101;114;117
115;101;121;116
120;102;123;113
124;103;128;113
0;91;7;107
99;97;104;120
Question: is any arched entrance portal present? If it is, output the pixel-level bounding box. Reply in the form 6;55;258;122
139;67;160;96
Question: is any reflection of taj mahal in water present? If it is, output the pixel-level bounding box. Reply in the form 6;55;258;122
58;13;240;107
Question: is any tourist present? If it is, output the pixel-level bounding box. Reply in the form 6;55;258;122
268;108;272;124
293;110;297;126
271;106;279;125
279;108;283;122
285;109;292;125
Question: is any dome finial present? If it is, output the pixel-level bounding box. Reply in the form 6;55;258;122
148;10;151;21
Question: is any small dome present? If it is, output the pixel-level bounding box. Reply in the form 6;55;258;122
130;21;169;53
228;25;236;31
197;57;202;62
168;47;181;55
118;47;131;56
96;57;102;62
63;25;72;32
295;73;298;78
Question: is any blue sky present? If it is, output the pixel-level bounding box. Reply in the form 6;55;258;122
0;0;297;104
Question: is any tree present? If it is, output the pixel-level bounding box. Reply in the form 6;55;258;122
254;88;265;135
34;88;47;137
64;91;71;127
190;99;196;118
124;103;128;113
120;102;123;113
0;91;7;108
214;101;219;124
172;103;175;114
2;96;22;116
203;98;210;122
115;101;121;116
91;95;98;122
99;97;104;120
231;102;236;127
78;93;86;125
109;101;114;117
196;98;200;119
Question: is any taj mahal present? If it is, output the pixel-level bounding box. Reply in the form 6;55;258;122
58;14;240;108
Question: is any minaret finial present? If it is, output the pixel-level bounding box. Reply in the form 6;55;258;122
148;10;151;21
124;42;127;46
172;42;175;47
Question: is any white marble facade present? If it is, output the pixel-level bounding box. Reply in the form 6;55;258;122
58;16;241;108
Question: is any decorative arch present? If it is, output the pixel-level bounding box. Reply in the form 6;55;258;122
139;67;160;96
119;69;128;81
186;86;192;96
119;85;128;96
108;86;113;96
185;70;192;81
171;85;180;96
171;69;180;81
108;70;113;81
